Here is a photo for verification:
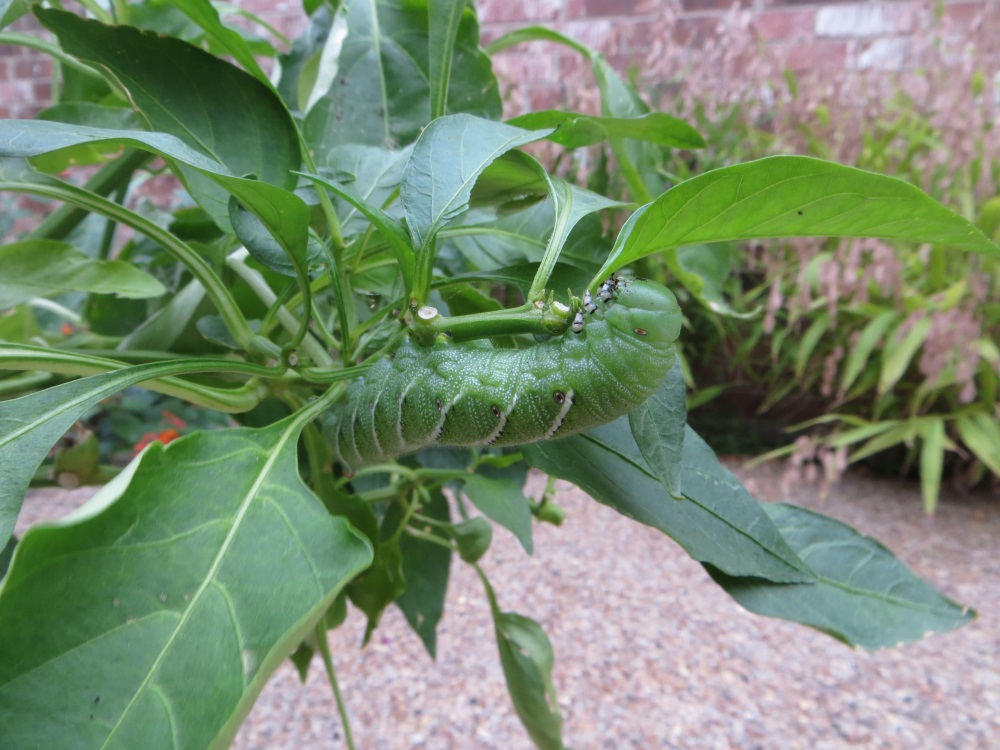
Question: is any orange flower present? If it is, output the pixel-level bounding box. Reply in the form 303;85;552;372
162;411;187;429
132;429;181;456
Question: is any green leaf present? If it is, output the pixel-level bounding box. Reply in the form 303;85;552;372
475;565;563;750
794;312;831;379
229;197;321;279
303;0;500;153
955;413;1000;477
297;170;414;285
839;310;898;396
878;316;932;395
0;0;26;28
462;474;533;554
401;114;552;252
494;612;563;750
428;0;467;120
396;489;451;658
919;418;945;514
162;0;272;86
0;239;165;309
524;423;812;583
508;110;704;150
450;517;492;563
315;143;412;237
0;123;311;292
596;155;1000;282
0;355;272;549
38;8;301;227
349;539;405;644
0;420;372;750
709;503;976;649
666;242;755;318
628;353;686;497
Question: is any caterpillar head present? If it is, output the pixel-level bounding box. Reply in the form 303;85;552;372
603;278;682;349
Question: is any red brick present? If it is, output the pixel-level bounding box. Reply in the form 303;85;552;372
585;0;658;16
31;80;52;101
943;1;989;26
13;56;51;79
479;0;562;23
673;16;723;46
681;0;752;12
752;8;816;42
779;39;849;72
767;0;855;6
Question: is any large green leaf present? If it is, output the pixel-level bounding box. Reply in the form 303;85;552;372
0;420;373;749
0;239;165;309
0;354;272;549
401;114;551;252
708;503;976;649
303;0;500;154
395;488;451;658
595;155;1000;281
37;8;301;228
524;423;812;584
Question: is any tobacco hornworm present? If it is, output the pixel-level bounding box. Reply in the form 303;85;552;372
324;278;681;472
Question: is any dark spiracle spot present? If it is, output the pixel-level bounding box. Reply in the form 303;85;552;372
435;398;443;411
553;391;566;404
797;210;804;215
633;327;647;336
491;405;502;418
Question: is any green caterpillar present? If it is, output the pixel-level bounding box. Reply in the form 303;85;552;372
324;278;681;472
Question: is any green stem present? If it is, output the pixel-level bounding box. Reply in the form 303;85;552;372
409;301;572;345
528;184;575;301
27;298;82;324
0;344;280;413
411;236;436;308
225;249;333;366
314;622;357;750
4;178;256;348
297;135;356;362
402;526;455;551
0;31;107;79
28;150;152;242
609;138;653;204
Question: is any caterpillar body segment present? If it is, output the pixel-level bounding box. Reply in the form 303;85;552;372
323;279;681;472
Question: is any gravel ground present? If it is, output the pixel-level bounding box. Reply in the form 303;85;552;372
17;461;998;749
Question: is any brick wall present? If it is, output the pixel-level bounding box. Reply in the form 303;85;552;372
0;0;994;118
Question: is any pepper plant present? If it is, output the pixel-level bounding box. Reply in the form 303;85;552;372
0;1;992;748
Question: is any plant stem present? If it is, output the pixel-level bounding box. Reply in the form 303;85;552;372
225;249;333;366
27;150;152;242
314;622;357;750
296;136;357;362
5;177;256;348
409;300;572;345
